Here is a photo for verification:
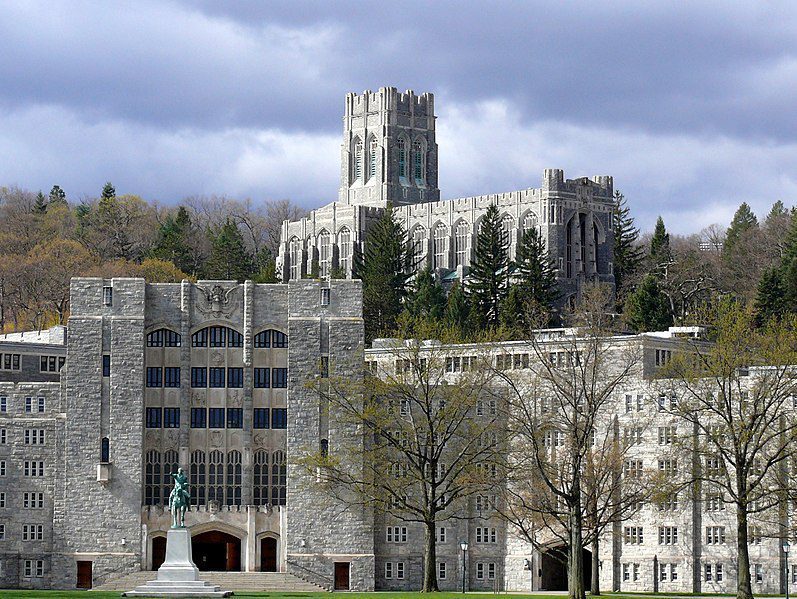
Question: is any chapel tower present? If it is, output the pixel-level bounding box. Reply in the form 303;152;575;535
338;87;440;207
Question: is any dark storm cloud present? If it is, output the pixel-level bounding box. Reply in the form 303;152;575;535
0;1;796;233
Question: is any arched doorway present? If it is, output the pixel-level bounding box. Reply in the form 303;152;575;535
192;530;241;571
151;536;167;571
261;537;278;572
540;545;591;591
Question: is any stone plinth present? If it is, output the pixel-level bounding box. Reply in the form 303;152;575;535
124;528;231;597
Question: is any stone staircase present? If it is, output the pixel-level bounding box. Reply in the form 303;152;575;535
96;571;328;592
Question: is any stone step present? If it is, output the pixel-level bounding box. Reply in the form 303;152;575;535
96;570;327;592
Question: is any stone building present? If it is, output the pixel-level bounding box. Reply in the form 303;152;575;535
276;87;616;303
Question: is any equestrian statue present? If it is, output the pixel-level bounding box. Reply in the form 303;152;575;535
168;467;190;528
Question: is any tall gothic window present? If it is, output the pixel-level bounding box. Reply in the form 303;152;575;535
254;450;269;505
433;224;448;270
368;138;378;180
317;230;331;278
522;213;538;235
413;141;424;183
145;450;161;506
398;138;408;179
353;138;363;182
208;450;224;503
455;221;470;267
412;226;427;263
338;228;352;274
288;237;302;281
226;450;242;506
271;450;287;506
162;450;179;504
501;214;515;247
190;450;206;506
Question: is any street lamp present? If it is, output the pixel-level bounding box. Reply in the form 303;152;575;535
460;541;469;594
785;542;791;599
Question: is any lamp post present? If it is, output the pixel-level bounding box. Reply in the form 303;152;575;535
785;542;790;599
460;541;469;594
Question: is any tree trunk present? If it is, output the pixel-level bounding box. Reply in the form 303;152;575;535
737;502;753;599
591;532;600;595
423;519;439;592
568;501;586;599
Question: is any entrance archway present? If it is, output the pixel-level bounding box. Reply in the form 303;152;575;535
192;530;241;571
151;536;167;571
540;545;591;591
261;537;278;572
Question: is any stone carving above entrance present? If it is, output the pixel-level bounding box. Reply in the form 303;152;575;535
195;284;239;318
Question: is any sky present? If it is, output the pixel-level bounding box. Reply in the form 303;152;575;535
1;1;797;234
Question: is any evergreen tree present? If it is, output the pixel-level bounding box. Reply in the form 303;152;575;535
499;285;526;336
722;202;758;259
624;273;673;332
33;192;47;214
755;267;786;324
467;204;509;327
444;281;470;335
101;182;116;201
649;216;671;274
511;227;559;309
48;185;67;206
612;191;643;296
358;205;414;342
765;200;788;224
203;219;255;282
150;207;196;274
405;267;446;323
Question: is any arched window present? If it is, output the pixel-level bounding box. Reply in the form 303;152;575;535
398;138;408;179
317;230;331;278
433;224;448;269
368;138;378;180
162;450;179;504
226;450;242;506
338;228;352;274
254;450;269;505
254;329;288;348
145;450;161;506
522;213;538;234
190;450;206;506
413;140;424;183
208;450;225;503
501;215;515;247
191;326;243;348
146;328;181;347
353;138;363;182
100;437;110;463
288;237;302;281
454;221;470;267
412;226;427;262
271;450;287;506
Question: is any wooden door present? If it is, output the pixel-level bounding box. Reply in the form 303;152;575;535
152;536;167;570
261;537;278;572
76;561;92;589
334;562;350;590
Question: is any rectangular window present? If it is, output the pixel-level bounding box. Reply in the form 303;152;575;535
717;563;724;582
23;492;44;509
488;563;496;580
190;367;207;388
755;564;763;583
624;526;644;544
271;408;287;429
146;407;162;428
38;396;45;412
146;367;162;387
191;408;206;428
385;562;393;579
0;493;4;507
477;563;484;580
438;562;446;580
396;561;405;580
0;429;5;444
209;367;225;388
254;368;270;388
227;367;243;388
103;286;113;306
208;408;225;429
271;368;288;388
22;524;44;541
25;397;32;413
24;429;45;445
164;367;181;387
0;396;5;413
0;460;5;476
102;354;110;377
209;326;226;347
23;461;44;477
705;563;713;582
658;526;678;545
321;288;330;306
227;408;243;428
24;559;44;577
192;329;207;347
437;527;446;543
163;407;180;428
254;408;270;429
706;526;726;545
622;563;629;582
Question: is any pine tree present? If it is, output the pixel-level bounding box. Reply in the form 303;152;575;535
48;185;67;206
150;207;196;274
755;267;786;324
467;204;509;327
358;205;414;342
405;267;446;323
624;273;673;332
765;200;788;224
511;227;559;309
203;219;255;282
612;191;644;296
649;216;671;274
101;182;116;201
444;281;470;335
722;202;758;259
33;192;47;214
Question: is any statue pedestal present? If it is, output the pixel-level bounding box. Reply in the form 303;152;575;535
124;529;231;597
